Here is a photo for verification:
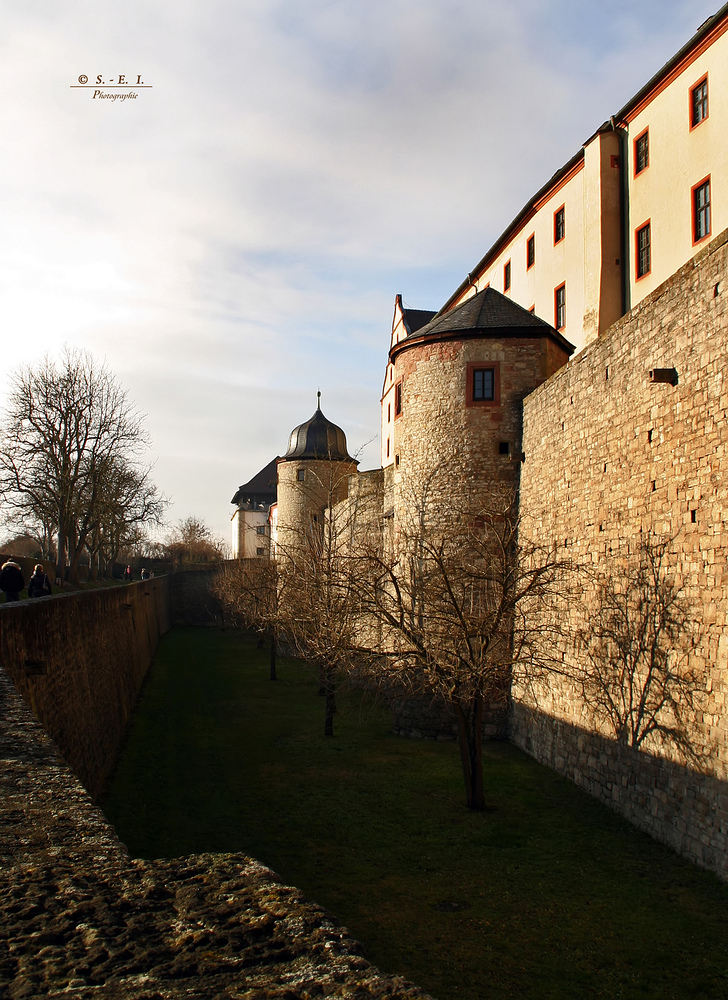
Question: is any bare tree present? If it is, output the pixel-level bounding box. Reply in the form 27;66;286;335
215;559;280;680
88;458;167;579
359;469;565;810
275;461;375;737
165;516;226;565
0;348;163;582
575;533;705;762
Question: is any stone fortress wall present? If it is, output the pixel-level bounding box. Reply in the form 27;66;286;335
0;578;170;799
513;227;728;877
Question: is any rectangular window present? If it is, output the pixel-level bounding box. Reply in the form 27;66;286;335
691;77;708;128
473;368;495;401
394;381;402;416
256;525;266;535
635;129;649;174
256;547;264;557
504;260;511;291
466;361;499;406
387;403;391;422
636;222;651;279
386;437;390;458
555;283;566;330
526;234;535;269
297;469;305;482
693;177;711;243
554;206;565;244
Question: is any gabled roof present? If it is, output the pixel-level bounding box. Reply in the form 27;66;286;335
231;457;279;505
391;286;574;358
402;307;437;335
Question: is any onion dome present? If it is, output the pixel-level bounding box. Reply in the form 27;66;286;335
284;393;356;463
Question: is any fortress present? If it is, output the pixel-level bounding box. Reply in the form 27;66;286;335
232;5;728;878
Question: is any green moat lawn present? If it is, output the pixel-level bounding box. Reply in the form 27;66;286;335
102;627;728;1000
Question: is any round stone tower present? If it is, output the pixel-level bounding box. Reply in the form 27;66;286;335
275;394;358;559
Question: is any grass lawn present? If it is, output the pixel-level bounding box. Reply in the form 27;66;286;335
101;626;728;1000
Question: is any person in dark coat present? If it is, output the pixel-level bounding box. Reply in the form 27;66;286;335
0;560;25;602
28;564;52;598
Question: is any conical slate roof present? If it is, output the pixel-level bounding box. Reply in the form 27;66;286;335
283;397;356;463
415;286;557;338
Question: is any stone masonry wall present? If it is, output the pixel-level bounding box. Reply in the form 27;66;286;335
515;227;728;877
0;578;170;799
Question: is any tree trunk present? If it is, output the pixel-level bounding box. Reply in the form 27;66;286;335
56;524;67;583
323;667;336;738
269;633;277;682
454;694;486;810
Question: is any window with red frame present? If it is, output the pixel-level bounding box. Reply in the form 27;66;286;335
636;222;651;279
635;130;649;174
526;234;535;269
555;284;566;330
693;178;711;242
691;78;708;127
554;207;565;244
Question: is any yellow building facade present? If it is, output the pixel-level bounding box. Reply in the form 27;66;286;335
385;1;728;396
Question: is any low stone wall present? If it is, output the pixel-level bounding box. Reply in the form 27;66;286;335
0;666;432;999
169;566;223;626
0;578;170;799
392;693;508;742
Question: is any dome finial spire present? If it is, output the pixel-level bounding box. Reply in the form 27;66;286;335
317;389;321;410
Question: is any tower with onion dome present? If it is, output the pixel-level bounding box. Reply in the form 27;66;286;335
275;393;358;559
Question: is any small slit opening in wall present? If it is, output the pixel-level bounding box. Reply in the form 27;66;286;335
605;366;609;381
651;480;656;492
715;282;721;298
561;421;565;430
603;462;607;473
691;508;697;523
395;454;400;467
570;396;573;404
648;429;653;443
599;524;604;532
564;539;568;548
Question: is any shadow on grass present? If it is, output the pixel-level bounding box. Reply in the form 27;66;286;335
101;626;728;1000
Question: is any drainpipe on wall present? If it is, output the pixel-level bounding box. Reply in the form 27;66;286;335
611;116;631;316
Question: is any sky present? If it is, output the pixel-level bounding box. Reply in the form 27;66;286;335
0;0;719;545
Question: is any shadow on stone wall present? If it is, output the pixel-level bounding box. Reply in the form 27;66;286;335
511;703;728;880
168;566;223;626
0;579;170;799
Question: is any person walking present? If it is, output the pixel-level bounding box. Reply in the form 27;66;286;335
0;560;25;602
27;564;52;598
